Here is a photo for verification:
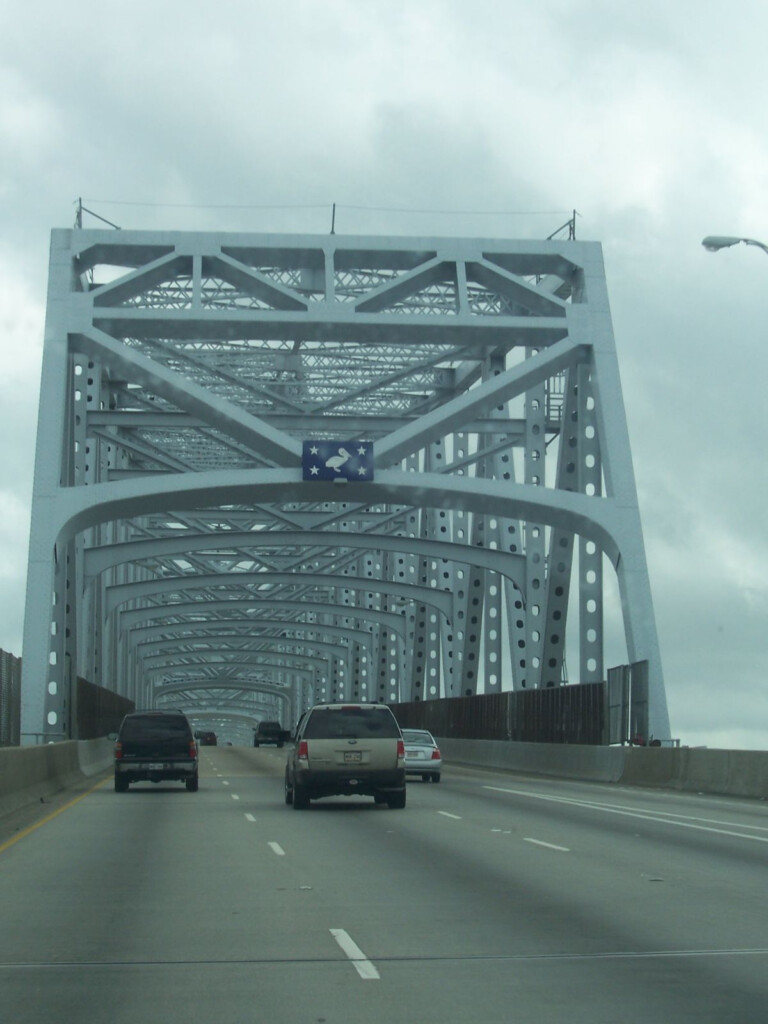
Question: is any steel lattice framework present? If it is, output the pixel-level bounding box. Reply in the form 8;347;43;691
20;229;671;742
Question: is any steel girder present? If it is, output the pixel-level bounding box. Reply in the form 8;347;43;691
21;229;670;742
156;684;288;744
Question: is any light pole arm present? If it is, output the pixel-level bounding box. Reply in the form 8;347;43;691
702;235;768;255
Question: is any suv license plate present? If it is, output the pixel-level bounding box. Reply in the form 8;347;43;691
148;762;165;770
344;751;362;763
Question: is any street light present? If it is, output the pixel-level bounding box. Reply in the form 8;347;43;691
702;235;768;255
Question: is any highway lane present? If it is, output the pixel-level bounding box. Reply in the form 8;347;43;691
1;747;767;1022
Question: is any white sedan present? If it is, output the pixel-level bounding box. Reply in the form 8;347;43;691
401;728;442;783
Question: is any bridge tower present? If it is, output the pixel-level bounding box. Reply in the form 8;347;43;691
21;228;670;742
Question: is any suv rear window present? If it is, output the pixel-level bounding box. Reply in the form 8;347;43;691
303;707;400;740
120;715;192;742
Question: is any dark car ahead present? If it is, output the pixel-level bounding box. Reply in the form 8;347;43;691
196;730;217;746
114;711;199;792
253;720;284;747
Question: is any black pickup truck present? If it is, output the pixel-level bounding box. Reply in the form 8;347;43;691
253;720;285;747
114;711;199;792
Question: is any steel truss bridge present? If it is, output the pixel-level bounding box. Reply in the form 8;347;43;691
20;228;671;742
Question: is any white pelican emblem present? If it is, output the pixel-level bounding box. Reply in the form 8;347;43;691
325;447;352;472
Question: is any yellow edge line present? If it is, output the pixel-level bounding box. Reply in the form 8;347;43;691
0;777;111;855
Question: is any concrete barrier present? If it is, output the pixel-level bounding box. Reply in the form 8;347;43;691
438;738;768;800
673;748;768;799
438;738;626;783
0;738;113;818
77;737;114;777
619;746;679;788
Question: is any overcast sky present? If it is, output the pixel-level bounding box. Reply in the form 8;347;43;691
1;0;766;749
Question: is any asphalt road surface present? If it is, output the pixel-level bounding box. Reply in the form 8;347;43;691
1;746;767;1023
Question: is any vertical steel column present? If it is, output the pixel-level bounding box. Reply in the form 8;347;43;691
540;367;578;688
21;232;77;741
577;367;604;682
523;358;548;688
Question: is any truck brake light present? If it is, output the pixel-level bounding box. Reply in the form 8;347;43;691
114;741;123;760
397;739;405;760
298;740;309;761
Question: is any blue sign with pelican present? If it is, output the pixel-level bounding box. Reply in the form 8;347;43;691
302;440;375;482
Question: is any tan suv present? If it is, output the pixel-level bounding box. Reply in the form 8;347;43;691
285;703;406;810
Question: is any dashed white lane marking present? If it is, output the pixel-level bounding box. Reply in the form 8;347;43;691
245;813;256;822
438;811;462;820
222;780;230;786
231;794;240;801
330;929;380;980
268;842;286;856
483;786;768;844
524;837;570;852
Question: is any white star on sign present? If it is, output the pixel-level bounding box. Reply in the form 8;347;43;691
309;445;319;455
310;465;319;475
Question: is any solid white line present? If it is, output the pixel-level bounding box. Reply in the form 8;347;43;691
508;790;768;832
268;842;285;857
483;786;768;844
231;794;240;801
524;837;570;852
245;813;256;822
330;929;380;980
438;811;462;820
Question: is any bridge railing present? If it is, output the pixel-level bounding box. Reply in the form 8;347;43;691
0;649;21;747
393;681;606;745
392;661;655;746
2;656;133;747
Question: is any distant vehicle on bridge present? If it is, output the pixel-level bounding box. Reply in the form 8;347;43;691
253;721;285;747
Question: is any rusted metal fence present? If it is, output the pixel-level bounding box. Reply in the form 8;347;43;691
77;677;134;739
1;657;133;745
0;649;21;746
393;681;607;745
607;661;649;745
